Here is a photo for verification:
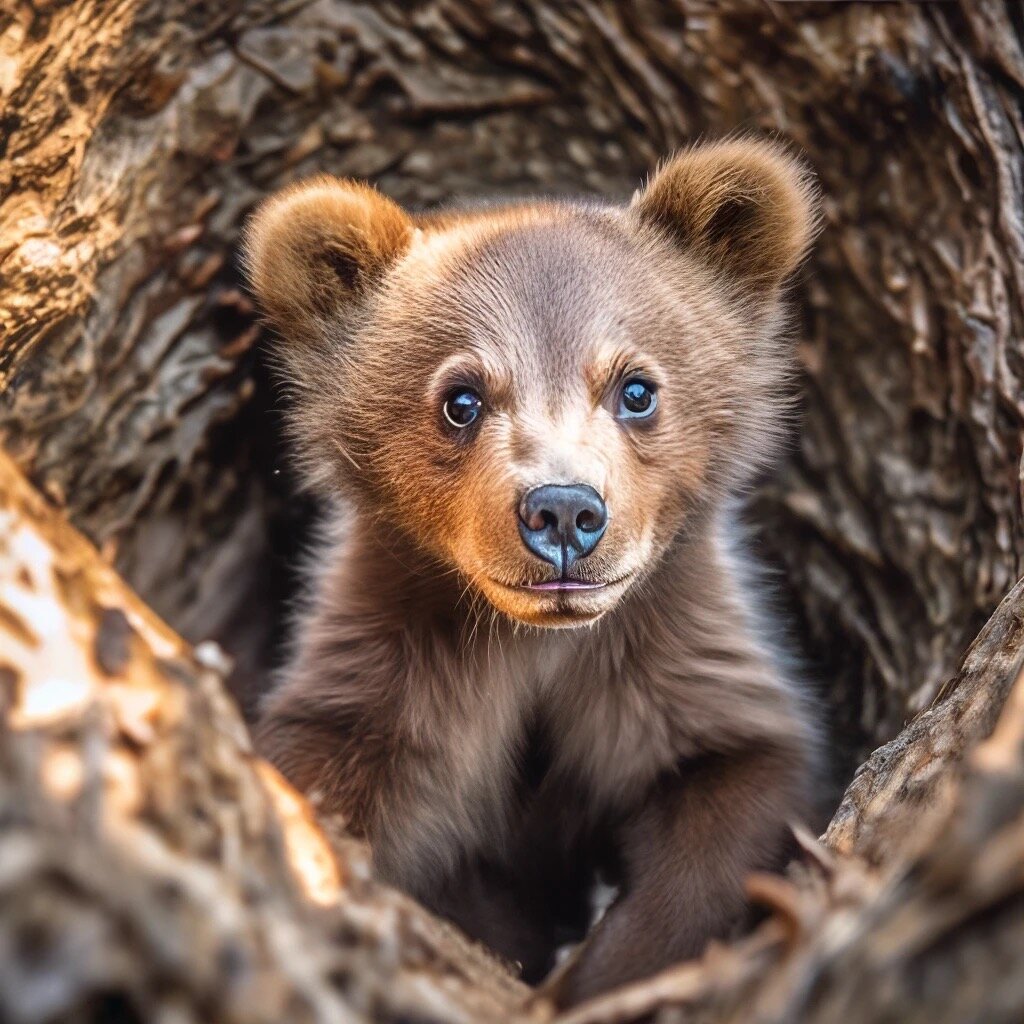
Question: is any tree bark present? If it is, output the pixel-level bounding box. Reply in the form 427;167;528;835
2;443;1023;1023
2;0;1024;1020
0;447;528;1023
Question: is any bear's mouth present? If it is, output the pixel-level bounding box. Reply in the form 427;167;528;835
481;573;635;607
522;579;607;592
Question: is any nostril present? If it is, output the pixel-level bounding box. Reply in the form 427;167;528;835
524;508;557;532
576;509;598;532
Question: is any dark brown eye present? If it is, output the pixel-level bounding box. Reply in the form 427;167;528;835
443;389;483;428
619;379;657;418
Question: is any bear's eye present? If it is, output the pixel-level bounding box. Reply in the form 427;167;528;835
618;379;658;419
442;388;483;429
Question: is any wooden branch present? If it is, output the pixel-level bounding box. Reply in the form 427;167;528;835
557;582;1024;1023
825;574;1024;864
3;438;1024;1021
0;448;528;1023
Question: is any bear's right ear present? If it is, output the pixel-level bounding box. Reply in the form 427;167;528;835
243;177;414;342
629;139;819;296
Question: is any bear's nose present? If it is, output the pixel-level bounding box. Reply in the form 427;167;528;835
517;484;608;572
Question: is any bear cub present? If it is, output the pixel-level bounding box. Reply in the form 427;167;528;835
245;138;821;1006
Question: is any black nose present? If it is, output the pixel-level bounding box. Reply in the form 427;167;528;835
518;484;608;572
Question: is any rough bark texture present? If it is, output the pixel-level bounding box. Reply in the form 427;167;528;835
0;448;529;1023
3;0;1024;1021
2;443;1024;1023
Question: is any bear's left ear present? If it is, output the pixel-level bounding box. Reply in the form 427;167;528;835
243;176;414;345
630;138;820;294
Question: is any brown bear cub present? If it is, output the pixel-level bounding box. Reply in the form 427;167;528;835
245;138;821;1006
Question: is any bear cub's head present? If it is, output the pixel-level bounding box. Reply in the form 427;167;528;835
244;139;818;628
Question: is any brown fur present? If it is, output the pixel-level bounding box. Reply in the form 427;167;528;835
244;138;821;1005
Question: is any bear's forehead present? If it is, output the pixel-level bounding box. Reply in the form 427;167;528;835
365;205;739;406
417;206;637;301
391;208;669;365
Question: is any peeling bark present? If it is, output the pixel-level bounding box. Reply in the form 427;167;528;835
3;1;1024;1020
0;448;528;1023
824;574;1024;865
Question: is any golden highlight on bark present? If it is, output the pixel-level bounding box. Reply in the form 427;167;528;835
2;0;1024;1021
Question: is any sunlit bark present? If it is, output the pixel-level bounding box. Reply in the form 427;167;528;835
2;1;1024;1020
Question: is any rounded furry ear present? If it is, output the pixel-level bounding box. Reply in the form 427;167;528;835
630;139;820;293
242;177;413;341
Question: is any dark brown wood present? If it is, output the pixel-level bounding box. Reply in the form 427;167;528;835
3;1;1024;1020
0;448;530;1023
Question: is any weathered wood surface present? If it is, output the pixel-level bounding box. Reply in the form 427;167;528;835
3;2;1022;764
825;573;1024;866
3;0;1024;1020
2;443;1024;1022
0;448;530;1024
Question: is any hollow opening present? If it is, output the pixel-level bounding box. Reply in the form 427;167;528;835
4;7;1017;1007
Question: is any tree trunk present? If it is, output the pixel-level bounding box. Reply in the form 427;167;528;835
2;442;1023;1024
2;0;1024;1020
0;447;528;1023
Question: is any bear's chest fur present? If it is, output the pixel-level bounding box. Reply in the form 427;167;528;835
457;626;694;864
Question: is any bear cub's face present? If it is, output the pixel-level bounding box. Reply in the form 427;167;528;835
245;141;817;627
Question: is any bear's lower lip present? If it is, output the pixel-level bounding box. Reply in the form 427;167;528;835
484;574;632;600
522;579;607;591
